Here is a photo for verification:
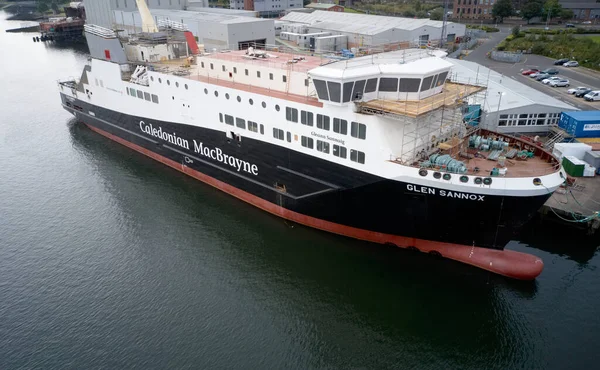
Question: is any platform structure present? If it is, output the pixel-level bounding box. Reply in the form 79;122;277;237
541;176;600;235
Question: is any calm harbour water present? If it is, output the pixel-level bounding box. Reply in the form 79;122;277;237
1;12;600;369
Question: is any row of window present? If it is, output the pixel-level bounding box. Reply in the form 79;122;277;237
457;0;494;5
456;7;489;14
298;136;366;164
219;113;265;135
312;71;448;103
200;61;309;86
127;87;159;104
285;107;367;139
149;75;189;90
498;113;560;127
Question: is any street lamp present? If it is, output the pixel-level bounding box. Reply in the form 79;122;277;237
497;91;505;127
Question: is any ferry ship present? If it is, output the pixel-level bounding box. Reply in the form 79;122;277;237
58;1;565;279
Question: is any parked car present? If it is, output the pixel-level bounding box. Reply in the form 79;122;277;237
549;78;570;87
568;86;589;94
584;91;600;101
575;88;593;97
566;23;575;28
535;73;550;81
582;21;592;25
521;68;540;75
553;58;570;65
542;76;562;84
563;61;579;67
542;68;559;74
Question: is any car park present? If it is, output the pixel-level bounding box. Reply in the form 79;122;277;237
549;78;570;87
542;76;561;84
575;88;593;98
542;68;559;74
521;68;540;75
535;73;550;81
563;61;579;67
553;58;569;65
584;91;600;101
568;87;589;95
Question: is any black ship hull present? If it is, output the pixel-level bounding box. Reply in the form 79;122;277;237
61;94;551;252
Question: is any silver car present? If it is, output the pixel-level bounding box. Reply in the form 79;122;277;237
563;61;579;67
542;76;562;84
549;78;570;87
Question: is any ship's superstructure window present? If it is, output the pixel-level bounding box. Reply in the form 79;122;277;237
129;88;136;97
222;65;226;72
245;69;248;76
167;80;170;86
273;128;285;140
144;92;151;101
352;80;365;99
287;132;292;142
214;91;219;97
365;78;378;93
151;94;159;103
304;79;309;87
313;79;328;100
286;107;298;122
150;76;154;82
219;113;223;123
257;71;261;78
249;99;253;105
225;93;230;100
301;136;314;149
301;111;313;126
184;84;188;90
237;96;241;102
262;102;266;108
317;114;330;130
282;75;287;83
269;73;273;80
422;75;433;90
316;140;330;154
137;90;143;99
175;82;179;88
399;78;421;92
333;118;347;135
233;67;237;74
350;150;365;164
333;145;347;158
236;118;246;129
342;82;353;102
275;105;280;112
379;78;398;92
158;78;162;84
210;63;214;70
351;122;366;139
204;88;208;94
201;62;204;68
225;114;234;126
248;121;258;132
327;81;341;102
260;124;264;134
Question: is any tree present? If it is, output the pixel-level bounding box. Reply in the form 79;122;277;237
36;0;62;14
541;0;563;20
521;0;544;24
560;9;574;20
429;8;444;21
492;0;513;23
413;0;422;13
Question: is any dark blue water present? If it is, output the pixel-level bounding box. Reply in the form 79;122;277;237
1;11;599;369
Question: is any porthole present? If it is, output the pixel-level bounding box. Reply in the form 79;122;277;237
214;91;218;97
167;80;170;86
150;76;154;81
185;84;188;90
460;175;469;183
176;82;179;88
237;96;241;102
418;169;428;177
433;172;442;179
249;98;253;105
474;177;483;185
204;88;208;94
172;96;174;100
533;178;542;186
483;177;493;185
275;104;280;111
158;78;162;83
443;173;451;181
262;101;266;108
225;93;230;100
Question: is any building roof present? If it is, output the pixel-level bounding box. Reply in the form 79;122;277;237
561;110;600;121
445;58;576;113
281;10;454;34
185;7;259;17
141;9;271;25
305;3;342;10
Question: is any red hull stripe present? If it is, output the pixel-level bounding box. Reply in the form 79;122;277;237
85;124;545;280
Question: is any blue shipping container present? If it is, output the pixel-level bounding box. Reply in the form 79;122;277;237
559;111;600;138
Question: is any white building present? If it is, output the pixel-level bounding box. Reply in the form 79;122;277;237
446;58;577;134
85;0;194;29
230;0;304;17
280;10;466;49
114;9;275;50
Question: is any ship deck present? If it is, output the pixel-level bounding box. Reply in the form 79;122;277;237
461;153;558;177
201;49;328;74
359;82;484;118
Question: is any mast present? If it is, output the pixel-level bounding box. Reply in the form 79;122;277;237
135;0;159;33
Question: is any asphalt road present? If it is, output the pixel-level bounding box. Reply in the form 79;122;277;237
464;30;600;110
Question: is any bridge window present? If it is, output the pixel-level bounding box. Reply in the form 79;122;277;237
317;114;330;130
224;114;234;126
333;145;347;158
301;111;313;126
248;121;258;132
327;81;341;103
351;122;366;140
342;82;354;102
301;136;314;149
352;80;366;100
313;79;329;100
333;118;347;135
436;72;449;87
273;128;284;140
286;107;298;122
365;78;378;93
350;150;365;164
379;78;398;92
399;78;421;93
317;140;330;154
421;75;434;91
236;118;246;129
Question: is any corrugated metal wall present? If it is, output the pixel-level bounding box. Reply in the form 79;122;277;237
85;0;188;29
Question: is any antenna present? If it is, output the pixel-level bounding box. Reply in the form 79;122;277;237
135;0;158;33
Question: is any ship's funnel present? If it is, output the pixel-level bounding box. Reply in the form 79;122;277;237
135;0;158;33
